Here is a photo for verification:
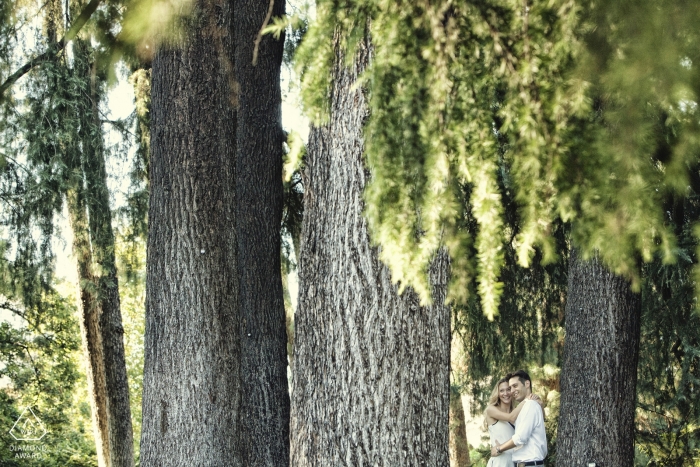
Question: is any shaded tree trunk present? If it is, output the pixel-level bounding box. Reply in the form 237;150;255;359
67;39;134;467
234;0;289;464
290;35;451;466
556;249;641;467
141;0;289;464
449;389;470;467
139;0;241;464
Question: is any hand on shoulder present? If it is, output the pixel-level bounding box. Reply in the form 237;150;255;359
528;393;545;408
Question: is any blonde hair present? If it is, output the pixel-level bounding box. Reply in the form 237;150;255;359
483;377;512;429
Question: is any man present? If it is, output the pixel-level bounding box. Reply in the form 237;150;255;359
490;369;548;467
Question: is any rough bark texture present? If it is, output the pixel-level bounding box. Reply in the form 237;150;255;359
141;0;289;463
140;0;241;465
449;390;470;467
289;37;451;467
234;0;290;465
67;39;134;467
556;249;641;467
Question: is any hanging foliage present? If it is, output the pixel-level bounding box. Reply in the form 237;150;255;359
295;0;700;319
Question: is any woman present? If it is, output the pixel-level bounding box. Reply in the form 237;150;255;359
483;377;542;467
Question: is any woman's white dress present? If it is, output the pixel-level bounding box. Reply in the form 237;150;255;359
487;420;515;467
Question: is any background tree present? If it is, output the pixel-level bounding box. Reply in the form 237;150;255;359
635;183;700;466
0;0;137;463
65;37;134;467
234;0;290;463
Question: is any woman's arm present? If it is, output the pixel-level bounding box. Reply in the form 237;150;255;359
485;395;544;424
485;404;518;424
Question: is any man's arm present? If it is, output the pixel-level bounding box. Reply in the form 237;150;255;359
490;399;539;457
491;438;516;456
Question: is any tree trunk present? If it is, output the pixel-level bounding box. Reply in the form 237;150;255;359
67;184;111;467
141;0;289;463
140;0;241;464
449;389;470;467
289;35;451;467
234;0;289;464
67;39;134;467
555;249;641;467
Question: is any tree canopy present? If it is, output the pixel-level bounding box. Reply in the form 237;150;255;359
296;0;700;319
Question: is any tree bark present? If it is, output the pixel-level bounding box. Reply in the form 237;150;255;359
140;0;241;464
449;390;470;467
141;0;289;463
67;183;111;467
289;35;451;467
234;0;289;465
555;249;641;467
67;39;134;467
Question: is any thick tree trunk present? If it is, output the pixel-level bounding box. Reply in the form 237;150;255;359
234;0;289;465
141;0;289;464
290;36;451;467
556;249;641;467
140;0;241;465
449;390;470;467
67;39;134;467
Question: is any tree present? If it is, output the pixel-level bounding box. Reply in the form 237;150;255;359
66;38;134;467
0;0;136;463
234;0;290;463
555;251;641;467
139;0;240;463
635;185;700;465
449;387;470;467
140;0;289;464
289;36;451;466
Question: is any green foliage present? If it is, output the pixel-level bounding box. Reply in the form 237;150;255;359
452;162;566;398
262;1;310;68
0;0;21;78
636;190;700;466
1;1;148;464
296;0;700;319
113;67;150;250
118;0;194;62
0;287;97;467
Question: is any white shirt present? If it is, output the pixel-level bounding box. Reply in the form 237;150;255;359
511;399;548;462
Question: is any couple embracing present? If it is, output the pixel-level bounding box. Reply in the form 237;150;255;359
483;370;548;467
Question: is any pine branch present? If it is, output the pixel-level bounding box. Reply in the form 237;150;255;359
14;341;44;388
0;0;103;101
0;300;29;321
0;300;59;346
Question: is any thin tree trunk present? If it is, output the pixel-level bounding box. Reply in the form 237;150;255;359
449;389;470;467
67;39;134;467
233;0;289;464
555;249;641;467
67;186;111;467
290;35;451;466
140;0;240;464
